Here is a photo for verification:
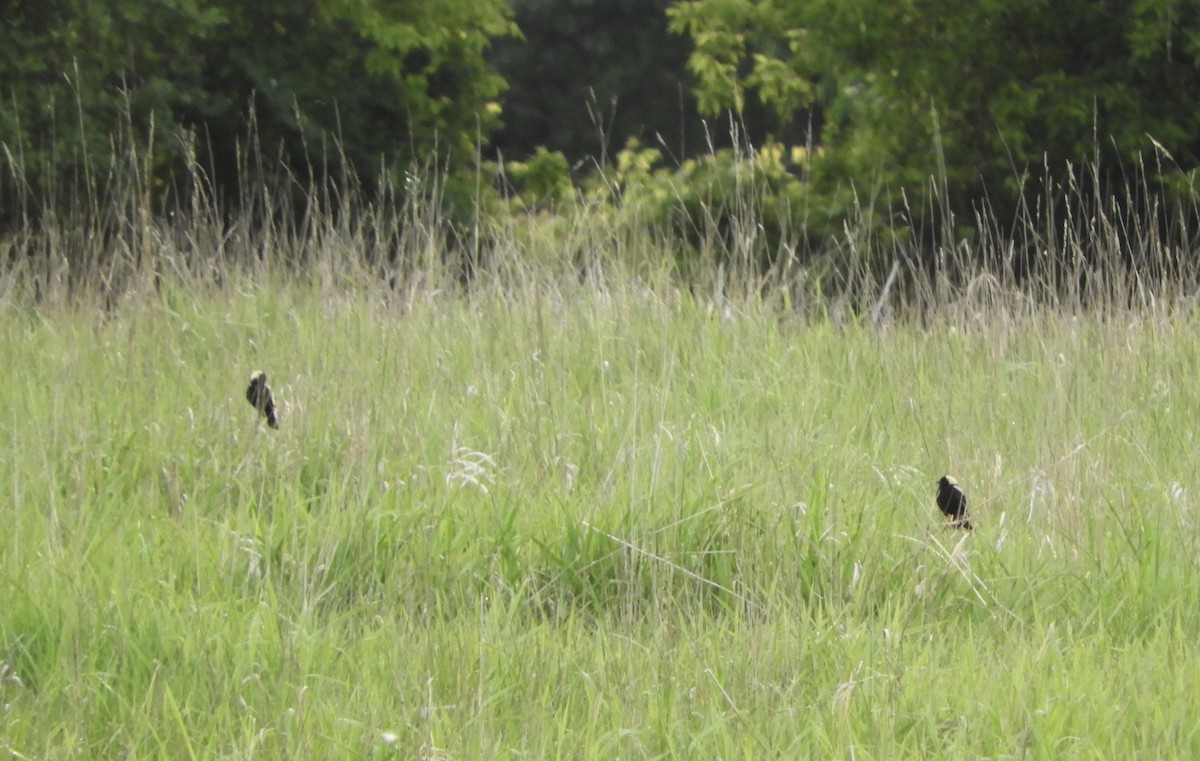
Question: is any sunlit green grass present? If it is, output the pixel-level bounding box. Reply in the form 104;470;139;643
4;276;1200;758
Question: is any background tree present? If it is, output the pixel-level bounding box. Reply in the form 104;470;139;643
668;0;1200;225
0;0;516;218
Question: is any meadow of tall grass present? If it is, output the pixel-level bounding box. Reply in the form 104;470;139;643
4;132;1200;758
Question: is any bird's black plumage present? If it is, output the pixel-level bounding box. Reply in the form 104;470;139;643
246;371;279;429
935;475;972;530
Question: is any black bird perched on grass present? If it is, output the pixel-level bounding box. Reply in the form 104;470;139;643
935;475;972;529
246;370;279;429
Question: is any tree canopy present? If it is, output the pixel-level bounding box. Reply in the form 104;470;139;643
0;0;516;209
668;0;1200;218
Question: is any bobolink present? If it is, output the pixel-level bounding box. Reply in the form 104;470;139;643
246;370;279;429
935;475;972;530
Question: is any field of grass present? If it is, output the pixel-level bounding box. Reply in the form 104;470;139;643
3;255;1200;759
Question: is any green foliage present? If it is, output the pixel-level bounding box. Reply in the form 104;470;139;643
0;1;220;176
496;147;574;211
668;0;1200;222
0;0;517;216
669;0;823;120
586;138;811;274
